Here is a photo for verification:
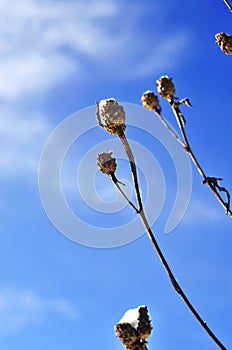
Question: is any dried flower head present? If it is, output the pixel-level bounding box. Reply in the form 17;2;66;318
97;151;117;176
96;98;126;135
114;323;139;349
137;306;152;340
156;75;176;100
115;306;152;349
215;32;232;55
141;90;161;112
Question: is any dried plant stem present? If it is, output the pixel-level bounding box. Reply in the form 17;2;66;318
223;0;232;11
112;131;228;350
153;110;185;147
138;210;227;350
138;342;148;350
170;101;232;216
110;173;139;213
117;128;143;213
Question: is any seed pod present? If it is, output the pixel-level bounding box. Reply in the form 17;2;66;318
114;323;139;349
97;98;126;135
156;75;176;100
137;306;152;340
141;91;161;112
97;151;117;175
215;32;232;55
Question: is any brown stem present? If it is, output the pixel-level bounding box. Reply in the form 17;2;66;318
117;129;143;213
110;131;228;350
223;0;232;11
153;109;185;147
139;210;227;350
170;101;232;217
110;173;139;213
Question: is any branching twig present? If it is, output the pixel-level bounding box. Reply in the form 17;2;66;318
110;139;227;350
153;76;232;217
170;99;232;216
96;99;228;350
110;173;140;213
154;108;185;147
141;91;185;147
96;99;143;213
203;177;231;213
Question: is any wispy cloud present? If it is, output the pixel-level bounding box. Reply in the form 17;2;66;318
0;287;76;337
0;107;51;179
0;0;191;180
182;196;223;225
0;0;191;100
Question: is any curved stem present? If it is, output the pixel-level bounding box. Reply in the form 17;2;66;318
139;209;227;350
111;131;228;350
170;101;232;216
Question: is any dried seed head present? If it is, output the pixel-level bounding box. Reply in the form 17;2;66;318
115;306;152;349
141;90;160;111
97;98;126;135
156;75;176;100
215;32;232;55
97;151;117;175
137;306;152;340
114;323;139;349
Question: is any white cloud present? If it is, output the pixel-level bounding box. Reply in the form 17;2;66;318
0;106;51;179
182;196;223;225
0;53;76;100
122;33;189;79
0;0;191;180
0;0;191;100
0;0;121;99
0;287;77;337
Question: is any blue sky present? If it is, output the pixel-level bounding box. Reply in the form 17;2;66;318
1;0;232;349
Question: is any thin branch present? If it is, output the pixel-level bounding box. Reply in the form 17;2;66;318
153;109;185;147
116;128;143;213
110;173;140;213
97;97;228;348
96;99;142;213
110;132;228;350
169;100;232;216
138;210;227;350
223;0;232;12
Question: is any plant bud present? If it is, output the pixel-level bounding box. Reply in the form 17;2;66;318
137;306;152;340
96;151;117;175
114;323;139;349
141;91;160;111
215;32;232;55
97;98;126;135
156;75;176;99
